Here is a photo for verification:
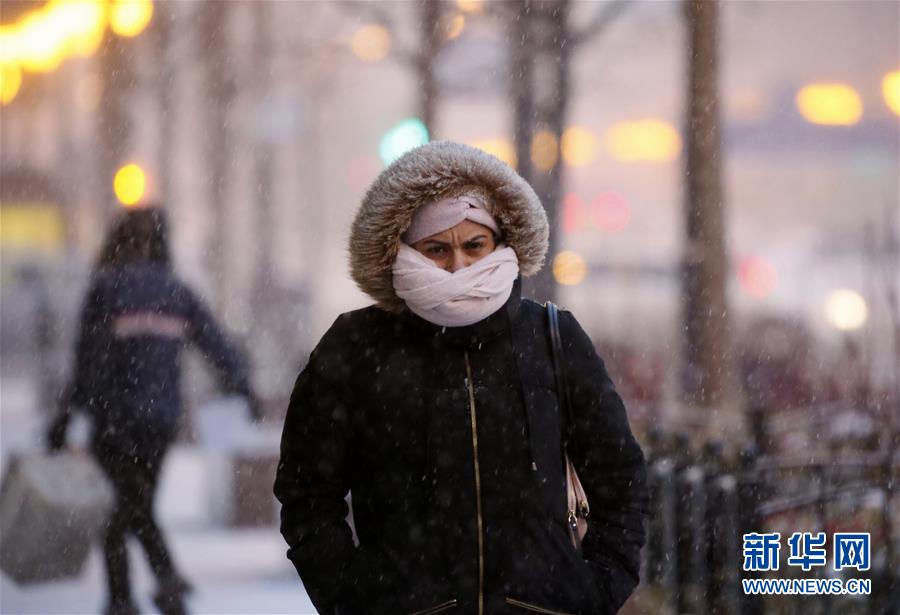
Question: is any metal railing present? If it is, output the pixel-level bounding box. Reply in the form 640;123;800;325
641;443;899;615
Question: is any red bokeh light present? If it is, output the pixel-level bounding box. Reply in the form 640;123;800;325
738;256;778;299
592;191;631;233
562;192;587;233
563;191;632;233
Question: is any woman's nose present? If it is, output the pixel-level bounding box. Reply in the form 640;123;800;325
447;249;469;272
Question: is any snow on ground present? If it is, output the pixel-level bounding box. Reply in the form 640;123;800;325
1;372;316;614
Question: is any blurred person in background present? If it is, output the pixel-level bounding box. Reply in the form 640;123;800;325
275;142;648;614
46;206;260;615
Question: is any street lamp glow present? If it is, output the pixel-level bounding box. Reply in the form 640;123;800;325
351;24;391;62
531;130;558;172
456;0;484;14
0;0;107;70
110;0;154;38
553;251;587;286
606;119;681;162
379;119;429;166
561;126;598;167
66;0;107;56
0;63;22;105
796;84;862;126
114;163;147;207
825;289;867;331
883;70;900;116
11;10;67;73
468;139;516;168
446;14;465;40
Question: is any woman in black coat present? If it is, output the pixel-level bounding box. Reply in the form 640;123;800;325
274;142;648;615
47;207;258;615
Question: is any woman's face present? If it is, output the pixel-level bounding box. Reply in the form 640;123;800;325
411;219;497;272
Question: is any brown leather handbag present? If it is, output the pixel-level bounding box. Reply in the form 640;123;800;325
547;302;590;550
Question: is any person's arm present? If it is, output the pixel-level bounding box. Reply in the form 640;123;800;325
274;317;360;614
559;310;649;614
48;276;108;450
183;289;254;407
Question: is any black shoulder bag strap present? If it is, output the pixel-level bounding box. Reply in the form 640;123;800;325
546;302;573;453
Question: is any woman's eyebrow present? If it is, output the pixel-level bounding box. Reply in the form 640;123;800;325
463;235;488;243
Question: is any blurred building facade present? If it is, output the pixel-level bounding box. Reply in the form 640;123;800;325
1;0;897;419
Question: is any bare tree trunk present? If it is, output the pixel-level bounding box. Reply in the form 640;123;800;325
510;0;535;202
153;2;175;207
514;0;570;304
252;2;275;315
200;3;236;309
418;0;443;136
681;0;738;435
97;32;135;217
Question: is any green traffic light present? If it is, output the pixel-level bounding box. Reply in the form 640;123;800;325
379;118;430;166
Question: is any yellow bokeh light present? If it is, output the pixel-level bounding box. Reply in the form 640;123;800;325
553;251;587;286
883;70;900;116
447;14;465;40
796;84;862;126
531;130;558;171
561;126;598;167
351;24;391;62
0;205;65;253
12;10;67;73
0;0;108;73
110;0;154;38
1;63;22;105
114;163;147;207
67;0;108;56
456;0;484;14
824;289;868;331
468;139;517;168
606;119;681;162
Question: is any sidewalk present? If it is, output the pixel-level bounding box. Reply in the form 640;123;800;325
1;435;316;614
1;371;316;614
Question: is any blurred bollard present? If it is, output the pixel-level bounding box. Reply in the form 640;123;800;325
197;399;281;527
745;403;772;456
707;472;741;614
207;448;280;527
737;447;764;615
703;440;738;614
647;458;678;598
677;464;708;615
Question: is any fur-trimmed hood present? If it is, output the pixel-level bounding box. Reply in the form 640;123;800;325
349;141;549;311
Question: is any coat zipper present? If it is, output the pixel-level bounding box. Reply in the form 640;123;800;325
463;351;485;615
505;597;575;615
408;598;458;615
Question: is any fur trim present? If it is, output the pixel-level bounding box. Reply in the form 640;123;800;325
349;141;549;311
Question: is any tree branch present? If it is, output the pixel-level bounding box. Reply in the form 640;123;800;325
570;0;631;49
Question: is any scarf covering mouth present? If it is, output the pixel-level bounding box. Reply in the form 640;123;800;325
392;244;520;327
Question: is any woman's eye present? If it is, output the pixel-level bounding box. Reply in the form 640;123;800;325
465;243;485;251
427;246;447;255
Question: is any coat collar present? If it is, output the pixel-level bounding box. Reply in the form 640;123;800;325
403;277;523;348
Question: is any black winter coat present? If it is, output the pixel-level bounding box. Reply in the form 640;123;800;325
66;264;251;455
275;282;649;615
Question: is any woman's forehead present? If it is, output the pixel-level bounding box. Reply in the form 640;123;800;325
419;220;494;243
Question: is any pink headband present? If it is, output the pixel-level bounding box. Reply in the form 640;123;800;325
402;194;501;245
